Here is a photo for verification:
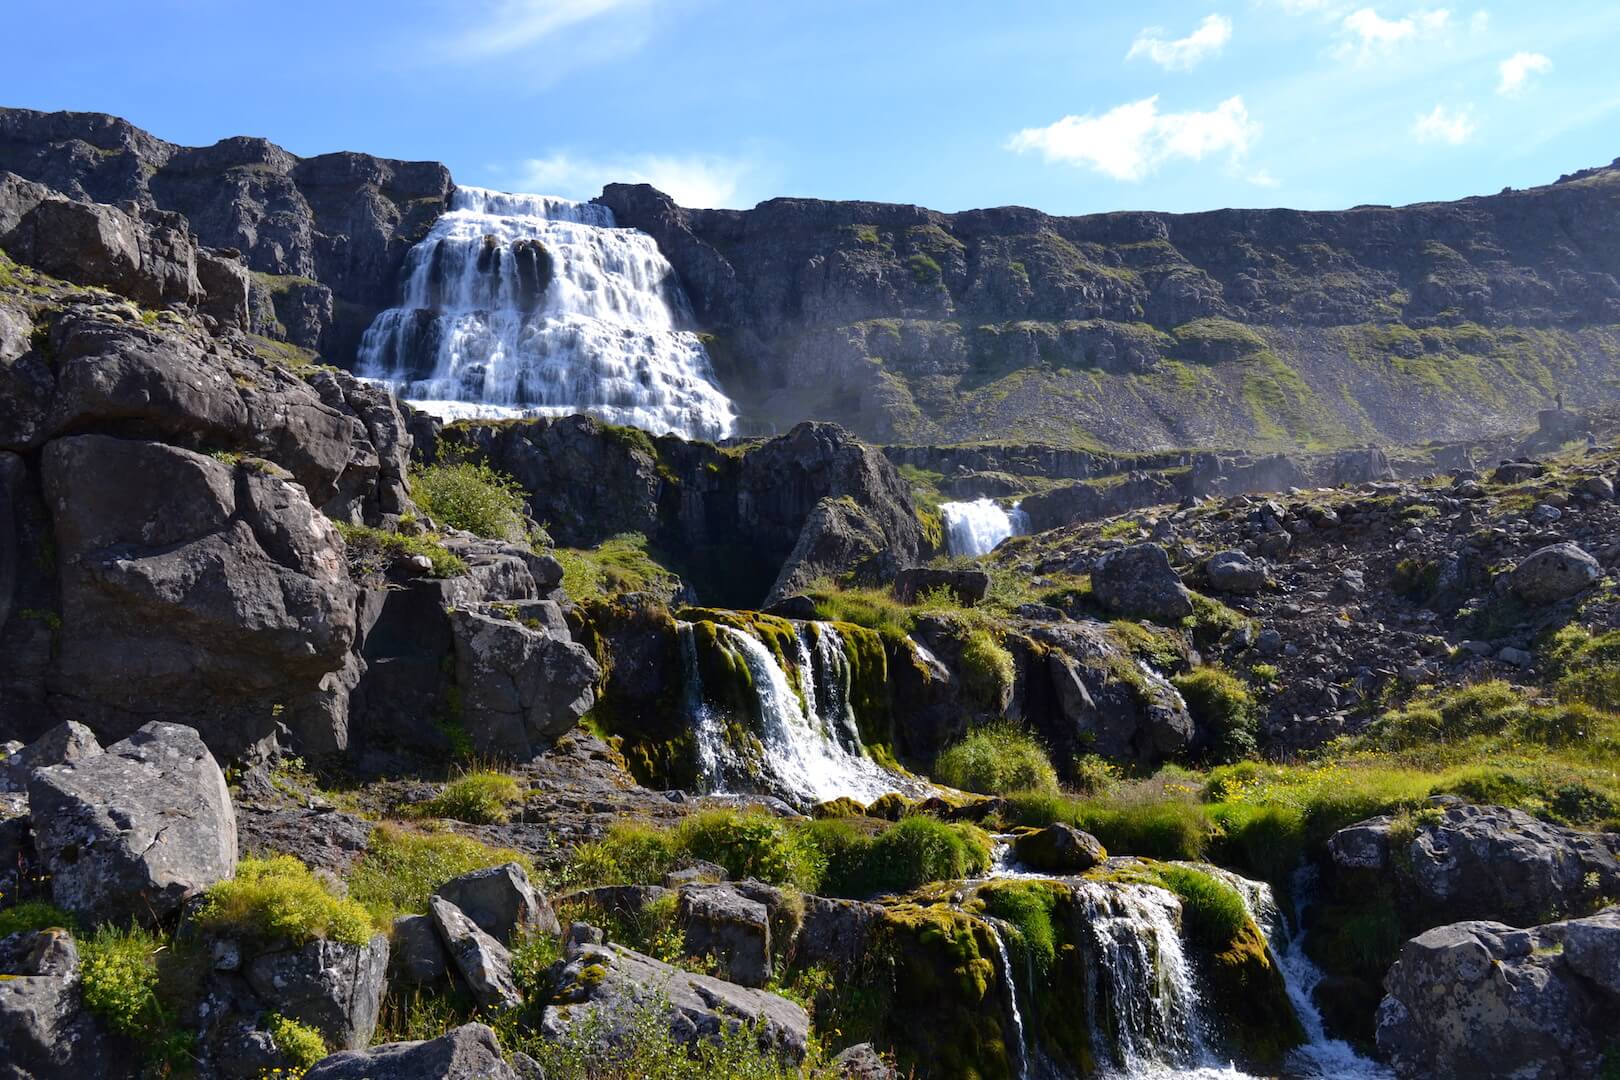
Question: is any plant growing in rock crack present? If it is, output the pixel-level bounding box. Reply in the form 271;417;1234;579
419;769;525;824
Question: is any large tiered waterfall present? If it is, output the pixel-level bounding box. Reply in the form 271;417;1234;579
678;619;920;807
942;498;1030;557
356;186;737;440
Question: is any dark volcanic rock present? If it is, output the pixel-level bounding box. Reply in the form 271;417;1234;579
0;929;131;1080
1011;823;1107;873
435;861;561;946
305;1023;522;1080
28;721;236;926
0;107;452;360
243;933;390;1050
892;566;990;605
1089;542;1195;622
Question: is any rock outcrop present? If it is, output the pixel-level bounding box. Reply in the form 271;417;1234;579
0;106;451;360
0;929;129;1080
304;1023;526;1080
1377;909;1620;1079
28;721;236;925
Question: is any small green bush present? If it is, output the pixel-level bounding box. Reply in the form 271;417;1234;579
957;628;1016;710
853;817;991;896
199;855;374;945
561;821;682;890
347;825;536;925
1173;667;1258;762
1152;865;1249;949
0;900;74;938
675;810;827;892
268;1012;328;1070
978;880;1061;972
933;721;1059;796
422;770;524;824
333;521;467;577
79;925;193;1065
409;460;530;544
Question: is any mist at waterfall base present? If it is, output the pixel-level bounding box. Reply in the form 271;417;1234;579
988;845;1393;1080
943;498;1030;557
357;186;737;441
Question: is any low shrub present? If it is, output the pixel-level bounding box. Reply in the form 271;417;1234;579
347;824;536;925
0;900;73;938
848;816;992;897
421;770;524;824
409;460;531;544
560;821;681;891
957;628;1016;710
333;521;466;577
198;854;374;946
1173;667;1258;762
675;810;826;892
933;721;1059;796
268;1012;328;1071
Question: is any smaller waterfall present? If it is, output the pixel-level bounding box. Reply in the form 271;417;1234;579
987;919;1031;1080
682;619;918;807
942;498;1029;557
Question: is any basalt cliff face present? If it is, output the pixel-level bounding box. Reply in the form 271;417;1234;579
599;167;1620;449
0;107;451;365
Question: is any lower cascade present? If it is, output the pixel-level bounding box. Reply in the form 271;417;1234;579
677;618;920;807
356;185;737;440
943;497;1030;557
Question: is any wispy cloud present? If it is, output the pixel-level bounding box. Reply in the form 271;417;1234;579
1127;15;1234;71
1007;96;1261;182
1336;7;1452;61
1411;103;1476;145
514;151;755;208
1498;51;1552;95
444;0;649;60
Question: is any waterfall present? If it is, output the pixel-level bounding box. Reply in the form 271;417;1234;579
942;498;1029;557
356;185;737;440
1204;866;1393;1080
987;918;1032;1080
681;619;919;807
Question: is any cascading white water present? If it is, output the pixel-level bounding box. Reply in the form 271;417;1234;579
942;498;1030;557
356;185;737;440
987;918;1032;1080
682;619;918;807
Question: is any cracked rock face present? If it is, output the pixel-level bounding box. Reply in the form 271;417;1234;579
27;720;237;926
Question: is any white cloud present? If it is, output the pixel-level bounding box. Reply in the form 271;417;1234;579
1498;51;1552;95
515;152;753;208
445;0;646;59
1248;168;1281;188
1127;15;1234;71
1337;7;1452;60
1411;103;1476;145
1007;96;1261;182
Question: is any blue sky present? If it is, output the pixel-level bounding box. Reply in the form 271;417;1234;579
9;1;1620;215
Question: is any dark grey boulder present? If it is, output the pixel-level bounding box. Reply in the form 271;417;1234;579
1203;550;1268;595
1510;542;1601;605
892;566;990;606
391;913;449;986
1090;543;1195;622
0;720;101;792
429;895;522;1010
1327;803;1620;926
831;1043;899;1079
542;940;810;1062
436;861;560;946
243;933;389;1051
1011;823;1107;873
1377;916;1613;1079
1563;906;1620;996
677;882;774;988
304;1022;521;1080
0;928;131;1080
449;606;600;760
28;721;236;926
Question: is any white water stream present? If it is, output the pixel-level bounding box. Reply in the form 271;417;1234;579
679;619;919;807
357;186;736;440
941;498;1029;556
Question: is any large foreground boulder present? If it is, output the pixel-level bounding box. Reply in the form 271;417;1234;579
243;934;390;1051
305;1023;524;1080
436;861;561;946
1377;910;1620;1079
28;721;236;925
543;940;810;1062
449;604;599;759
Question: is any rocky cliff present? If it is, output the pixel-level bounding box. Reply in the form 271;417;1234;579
599;165;1620;449
0;107;450;364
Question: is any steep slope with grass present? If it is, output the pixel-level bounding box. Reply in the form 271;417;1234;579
602;164;1620;449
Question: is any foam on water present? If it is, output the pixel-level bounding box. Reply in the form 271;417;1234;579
941;497;1029;556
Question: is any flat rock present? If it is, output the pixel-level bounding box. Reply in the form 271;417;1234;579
304;1022;521;1080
